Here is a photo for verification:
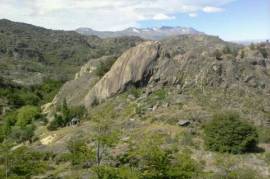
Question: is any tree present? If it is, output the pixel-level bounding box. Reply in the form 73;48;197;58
240;50;245;59
250;43;255;50
93;117;119;166
67;138;95;166
91;104;120;166
0;140;14;179
222;46;231;54
204;111;258;154
15;105;40;128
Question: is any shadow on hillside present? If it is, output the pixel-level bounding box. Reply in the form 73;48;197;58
249;146;265;153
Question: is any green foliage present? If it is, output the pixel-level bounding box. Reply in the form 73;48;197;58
0;79;63;109
204;112;258;154
15;106;40;128
240;50;245;59
95;57;117;77
213;155;263;179
92;109;120;165
125;134;201;179
264;152;270;165
0;145;48;178
10;125;35;143
0;106;41;143
258;46;268;58
249;43;256;50
214;49;222;60
67;138;94;166
47;101;86;131
127;87;142;98
167;152;201;179
222;46;232;54
92;166;140;179
47;114;64;131
258;127;270;143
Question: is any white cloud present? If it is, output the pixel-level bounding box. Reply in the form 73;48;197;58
203;6;224;13
189;13;198;17
153;13;175;20
0;0;234;30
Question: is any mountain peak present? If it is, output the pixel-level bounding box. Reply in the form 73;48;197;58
76;26;204;40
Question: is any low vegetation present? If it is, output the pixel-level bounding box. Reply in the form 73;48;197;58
204;112;258;154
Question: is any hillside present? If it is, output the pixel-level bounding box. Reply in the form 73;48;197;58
1;20;270;179
0;19;143;86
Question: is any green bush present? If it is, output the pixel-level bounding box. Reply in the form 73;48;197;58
47;102;86;131
127;135;201;179
67;138;94;166
15;105;40;128
258;127;270;143
264;152;270;165
95;58;116;77
204;112;258;154
92;166;141;179
10;124;35;143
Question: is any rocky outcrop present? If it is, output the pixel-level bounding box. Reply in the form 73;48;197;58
52;35;270;112
84;41;160;107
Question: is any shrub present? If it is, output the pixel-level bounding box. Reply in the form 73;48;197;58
47;114;64;131
264;152;270;165
67;138;94;166
214;49;222;60
95;58;116;77
204;112;258;154
15;105;40;128
47;102;86;131
92;166;141;179
167;152;201;179
8;146;48;177
10;124;35;143
129;135;201;179
258;127;270;143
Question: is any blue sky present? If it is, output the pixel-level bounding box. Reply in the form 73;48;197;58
0;0;269;41
139;0;270;41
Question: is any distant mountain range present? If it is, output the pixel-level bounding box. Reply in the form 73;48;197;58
76;26;204;40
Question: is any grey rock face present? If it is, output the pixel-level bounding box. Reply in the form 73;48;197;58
52;35;270;112
84;41;160;107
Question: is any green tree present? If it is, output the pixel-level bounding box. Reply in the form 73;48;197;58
222;46;232;54
91;105;120;166
95;58;116;78
204;111;258;154
15;105;40;128
249;43;255;50
0;140;14;179
67;138;95;166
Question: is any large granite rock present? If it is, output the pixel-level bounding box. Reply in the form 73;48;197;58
84;41;160;107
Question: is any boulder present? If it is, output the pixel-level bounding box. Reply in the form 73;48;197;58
177;120;191;127
84;41;161;107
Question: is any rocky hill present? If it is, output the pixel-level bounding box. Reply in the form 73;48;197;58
76;26;203;40
0;19;143;86
1;20;270;178
34;34;270;178
51;35;270;125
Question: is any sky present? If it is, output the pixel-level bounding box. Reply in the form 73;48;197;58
0;0;269;41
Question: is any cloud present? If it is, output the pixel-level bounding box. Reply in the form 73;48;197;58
189;13;198;17
0;0;234;30
203;6;224;13
153;13;176;20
